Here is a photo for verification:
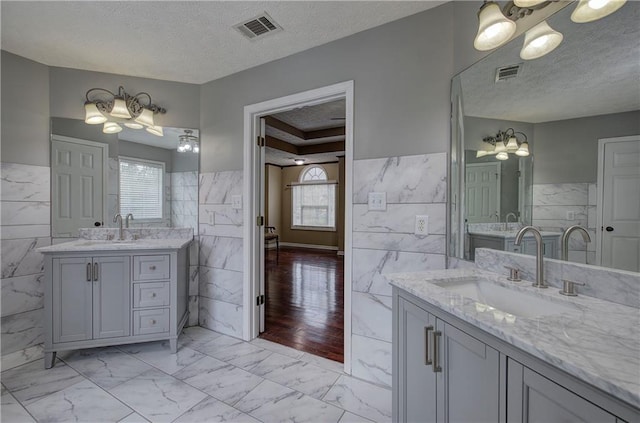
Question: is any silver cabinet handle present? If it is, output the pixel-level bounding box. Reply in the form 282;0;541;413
86;263;92;282
93;263;99;281
151;292;157;298
424;325;433;365
149;265;156;270
432;330;442;373
150;319;156;325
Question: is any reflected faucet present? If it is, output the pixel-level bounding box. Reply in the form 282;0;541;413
491;212;500;223
125;213;134;228
505;212;518;231
561;225;591;261
113;213;124;241
515;226;547;288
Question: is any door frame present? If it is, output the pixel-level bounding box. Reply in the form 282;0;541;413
50;134;109;237
595;135;640;266
242;81;354;373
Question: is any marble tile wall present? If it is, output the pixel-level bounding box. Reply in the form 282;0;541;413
1;163;51;356
198;171;244;338
171;171;198;230
532;183;597;264
351;152;447;387
475;248;640;308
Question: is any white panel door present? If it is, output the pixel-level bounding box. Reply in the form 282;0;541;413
52;139;104;237
465;163;501;224
601;137;640;272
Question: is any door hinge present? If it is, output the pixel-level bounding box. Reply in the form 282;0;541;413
256;216;265;227
256;136;265;147
256;294;265;306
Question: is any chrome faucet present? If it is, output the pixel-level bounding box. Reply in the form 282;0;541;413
113;213;124;241
505;212;518;231
491;211;500;223
125;213;134;228
561;225;591;261
515;226;547;288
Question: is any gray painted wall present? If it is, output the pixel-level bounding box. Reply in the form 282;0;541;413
51;117;119;158
199;3;456;172
1;51;50;166
171;149;199;173
533;110;640;183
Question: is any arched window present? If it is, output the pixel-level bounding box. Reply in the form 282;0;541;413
292;165;336;230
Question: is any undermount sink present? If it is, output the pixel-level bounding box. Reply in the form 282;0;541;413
433;278;579;319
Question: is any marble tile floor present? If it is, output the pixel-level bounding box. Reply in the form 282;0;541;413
0;326;391;423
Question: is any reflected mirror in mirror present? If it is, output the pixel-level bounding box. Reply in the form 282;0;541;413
450;2;640;272
50;118;199;239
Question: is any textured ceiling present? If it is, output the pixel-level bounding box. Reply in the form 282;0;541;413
461;2;640;123
1;1;444;84
272;99;345;131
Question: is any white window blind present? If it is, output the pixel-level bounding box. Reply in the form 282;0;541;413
292;166;336;229
119;157;164;219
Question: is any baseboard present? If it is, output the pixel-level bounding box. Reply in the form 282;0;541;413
279;242;339;251
337;250;345;256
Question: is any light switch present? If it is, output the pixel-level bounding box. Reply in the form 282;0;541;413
368;192;386;211
415;215;429;235
232;195;242;209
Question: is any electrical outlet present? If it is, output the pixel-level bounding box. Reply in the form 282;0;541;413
566;210;575;221
232;195;242;209
415;215;429;235
368;192;387;211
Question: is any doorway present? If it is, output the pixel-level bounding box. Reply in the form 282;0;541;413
243;81;354;372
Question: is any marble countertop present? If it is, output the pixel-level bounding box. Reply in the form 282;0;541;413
387;268;640;409
38;238;193;253
468;230;561;238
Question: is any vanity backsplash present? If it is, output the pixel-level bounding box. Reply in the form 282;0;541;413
79;227;194;241
474;248;640;308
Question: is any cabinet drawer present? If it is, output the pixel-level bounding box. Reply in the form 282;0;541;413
133;309;170;335
133;255;170;281
133;282;170;308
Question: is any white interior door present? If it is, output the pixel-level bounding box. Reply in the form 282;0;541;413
465;162;501;224
600;136;640;272
52;138;106;237
257;118;267;333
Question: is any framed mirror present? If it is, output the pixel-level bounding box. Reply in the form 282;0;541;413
50;117;199;238
450;2;639;272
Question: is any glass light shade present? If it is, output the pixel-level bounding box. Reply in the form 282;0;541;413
482;141;496;152
476;150;488;158
294;158;306;165
84;103;107;124
146;125;164;136
520;21;563;60
124;122;144;129
177;144;186;153
571;0;626;23
103;121;122;134
505;136;519;152
192;142;200;154
494;141;507;153
515;141;530;156
474;2;517;51
496;151;509;160
110;98;132;119
514;0;546;6
134;108;155;127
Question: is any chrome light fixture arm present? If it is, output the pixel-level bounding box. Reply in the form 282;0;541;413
85;85;166;119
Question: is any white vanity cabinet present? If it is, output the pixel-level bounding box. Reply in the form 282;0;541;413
42;242;190;369
393;287;638;423
395;296;501;423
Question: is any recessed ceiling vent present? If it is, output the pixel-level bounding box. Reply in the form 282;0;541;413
235;13;282;40
495;64;523;82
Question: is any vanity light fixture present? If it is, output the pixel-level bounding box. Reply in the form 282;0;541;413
294;158;306;165
473;0;627;59
481;128;530;160
84;86;166;136
571;0;627;23
177;130;199;154
520;20;563;60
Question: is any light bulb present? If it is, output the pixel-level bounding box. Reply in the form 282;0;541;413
294;158;306;165
103;121;122;134
520;21;563;60
474;2;517;51
571;0;626;23
192;142;200;154
496;151;509;160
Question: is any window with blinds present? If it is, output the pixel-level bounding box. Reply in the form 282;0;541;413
119;157;164;220
292;165;336;230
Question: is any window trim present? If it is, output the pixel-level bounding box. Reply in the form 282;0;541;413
118;156;166;222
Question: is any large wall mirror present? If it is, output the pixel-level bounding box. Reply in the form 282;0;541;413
51;117;199;238
450;2;639;272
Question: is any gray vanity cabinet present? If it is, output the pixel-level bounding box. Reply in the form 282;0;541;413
396;296;501;423
507;359;617;423
52;256;130;344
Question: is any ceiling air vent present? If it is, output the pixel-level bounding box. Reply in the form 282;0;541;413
495;64;523;82
235;13;282;40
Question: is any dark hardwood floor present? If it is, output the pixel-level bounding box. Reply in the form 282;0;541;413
260;246;344;363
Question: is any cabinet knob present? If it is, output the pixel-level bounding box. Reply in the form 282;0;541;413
151;293;157;298
149;265;156;270
150;319;156;325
